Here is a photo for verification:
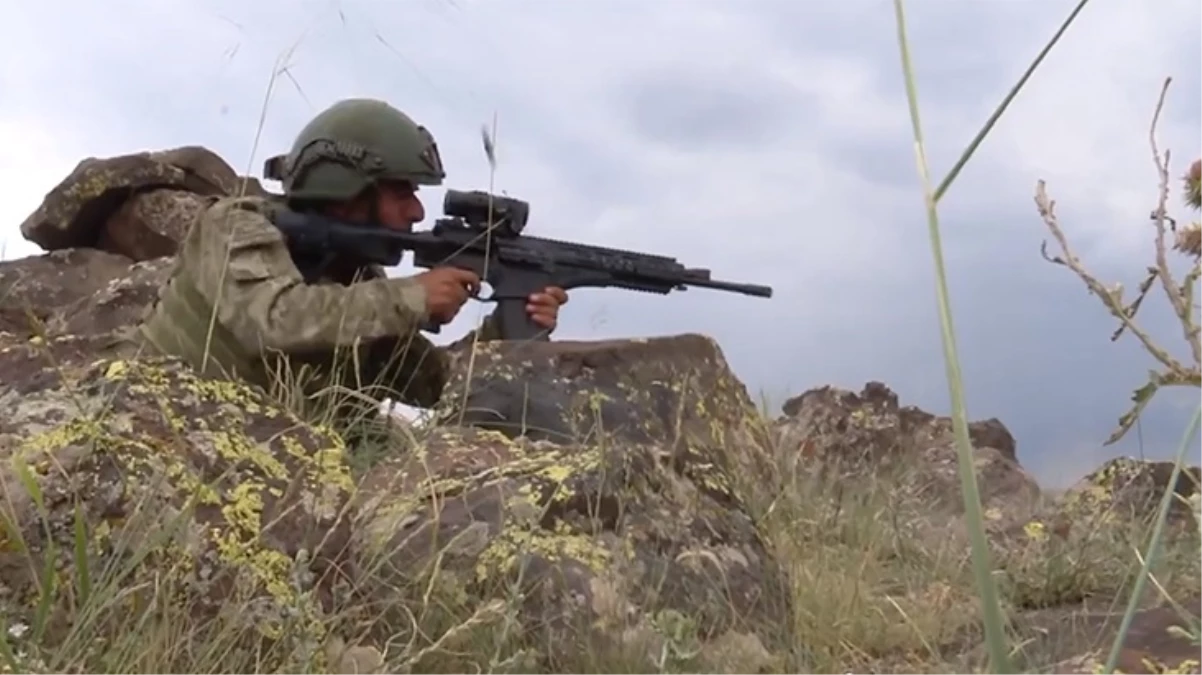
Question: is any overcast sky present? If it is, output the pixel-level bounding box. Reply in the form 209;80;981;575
3;0;1200;487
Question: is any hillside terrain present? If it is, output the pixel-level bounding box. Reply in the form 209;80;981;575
0;147;1199;673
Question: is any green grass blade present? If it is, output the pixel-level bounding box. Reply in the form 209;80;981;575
73;501;93;607
1103;405;1202;673
0;619;20;674
933;0;1093;204
891;0;1013;671
32;540;58;643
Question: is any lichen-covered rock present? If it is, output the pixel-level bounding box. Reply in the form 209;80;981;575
0;332;355;654
0;249;139;337
0;248;172;341
350;425;790;671
1056;457;1201;529
94;190;213;261
18;146;266;258
775;381;1040;527
434;334;773;496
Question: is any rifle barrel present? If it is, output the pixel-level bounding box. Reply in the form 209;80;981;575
685;276;774;298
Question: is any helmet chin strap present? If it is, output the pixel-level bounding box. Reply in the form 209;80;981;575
364;184;382;225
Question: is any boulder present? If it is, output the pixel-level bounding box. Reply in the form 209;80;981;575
0;325;791;672
352;422;789;671
18;146;266;259
0;332;356;651
1057;456;1201;528
0;248;172;339
774;381;1040;527
1018;598;1202;674
436;333;769;449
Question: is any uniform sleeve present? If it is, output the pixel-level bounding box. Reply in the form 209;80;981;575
192;197;431;355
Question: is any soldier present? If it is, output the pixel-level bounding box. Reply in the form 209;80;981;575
135;98;569;412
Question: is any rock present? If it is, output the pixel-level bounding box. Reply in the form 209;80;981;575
1058;457;1202;528
350;424;790;671
94;190;211;260
0;248;139;337
775;381;1040;526
1021;598;1202;674
435;334;771;468
325;637;385;674
18;146;266;258
0;335;355;649
0;248;171;339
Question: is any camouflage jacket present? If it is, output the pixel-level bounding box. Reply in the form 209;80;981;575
137;194;500;409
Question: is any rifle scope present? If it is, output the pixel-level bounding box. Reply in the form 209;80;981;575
443;189;530;235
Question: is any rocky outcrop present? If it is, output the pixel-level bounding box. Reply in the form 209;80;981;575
774;381;1041;530
1;147;792;670
2;145;1199;673
19;146;265;258
0;248;173;338
1058;457;1202;527
0;335;356;641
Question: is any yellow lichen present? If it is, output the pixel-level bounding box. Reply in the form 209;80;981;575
19;417;102;459
475;521;612;582
1093;656;1202;675
207;427;289;481
1023;520;1048;541
222;481;267;533
211;528;295;602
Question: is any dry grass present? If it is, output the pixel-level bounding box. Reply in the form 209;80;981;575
0;347;1196;674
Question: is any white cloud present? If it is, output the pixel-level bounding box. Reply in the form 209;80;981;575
1;0;1198;482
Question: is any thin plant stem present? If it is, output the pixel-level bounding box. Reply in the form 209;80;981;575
932;0;1093;204
891;0;1013;671
1103;405;1202;674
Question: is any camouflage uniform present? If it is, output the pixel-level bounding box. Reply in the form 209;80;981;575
135;98;500;410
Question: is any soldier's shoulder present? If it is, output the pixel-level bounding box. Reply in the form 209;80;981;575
198;194;287;243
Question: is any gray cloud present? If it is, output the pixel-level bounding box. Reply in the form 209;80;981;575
617;68;800;150
1;0;1199;487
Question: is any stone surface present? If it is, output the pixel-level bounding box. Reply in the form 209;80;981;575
18;145;265;258
774;381;1041;529
0;248;172;339
352;424;789;669
0;336;355;647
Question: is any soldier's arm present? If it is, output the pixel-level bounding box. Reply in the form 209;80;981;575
193;197;433;354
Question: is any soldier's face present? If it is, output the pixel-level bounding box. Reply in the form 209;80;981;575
375;181;426;232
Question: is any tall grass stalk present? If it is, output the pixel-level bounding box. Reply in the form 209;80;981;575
889;0;1109;669
894;1;1101;667
1103;405;1202;674
932;0;1092;203
889;0;1012;670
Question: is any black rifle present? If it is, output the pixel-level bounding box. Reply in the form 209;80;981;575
271;188;773;341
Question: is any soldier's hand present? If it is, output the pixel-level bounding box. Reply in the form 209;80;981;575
417;267;480;324
527;286;569;332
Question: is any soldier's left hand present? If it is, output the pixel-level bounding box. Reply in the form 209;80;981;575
527;286;569;331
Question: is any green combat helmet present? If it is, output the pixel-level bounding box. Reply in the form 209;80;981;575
263;98;446;202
